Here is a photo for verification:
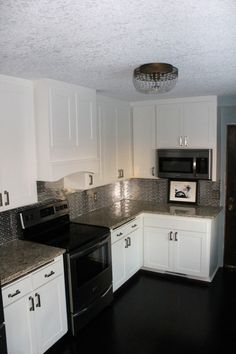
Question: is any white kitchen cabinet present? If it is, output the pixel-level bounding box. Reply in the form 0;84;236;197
2;255;68;354
0;75;37;212
131;96;219;181
98;95;132;185
111;218;143;291
34;79;99;181
156;97;217;149
132;104;156;178
143;214;219;281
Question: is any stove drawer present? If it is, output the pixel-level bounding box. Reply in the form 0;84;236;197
32;257;64;290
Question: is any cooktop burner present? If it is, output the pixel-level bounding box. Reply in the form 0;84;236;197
19;201;110;251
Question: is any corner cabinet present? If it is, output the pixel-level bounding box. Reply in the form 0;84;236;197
0;75;37;211
2;255;68;354
111;217;143;292
34;79;99;181
131;96;220;181
143;214;219;281
97;95;133;185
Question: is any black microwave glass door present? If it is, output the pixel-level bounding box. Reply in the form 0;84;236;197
159;157;193;174
74;242;110;288
196;157;208;174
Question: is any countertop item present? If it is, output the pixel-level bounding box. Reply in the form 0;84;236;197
72;200;222;229
0;240;65;286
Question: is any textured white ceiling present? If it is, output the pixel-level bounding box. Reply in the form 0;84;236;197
1;0;236;101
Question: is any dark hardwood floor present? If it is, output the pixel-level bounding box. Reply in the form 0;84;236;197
47;269;236;354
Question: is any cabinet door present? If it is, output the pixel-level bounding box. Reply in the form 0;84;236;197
98;103;117;183
112;238;126;292
0;77;37;210
49;85;77;161
76;89;97;160
116;105;133;179
34;275;68;354
182;101;213;148
143;226;173;271
133;105;156;177
4;295;36;354
125;228;143;280
156;103;182;148
174;230;208;277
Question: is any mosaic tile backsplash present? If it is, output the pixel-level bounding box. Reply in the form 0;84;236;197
0;178;221;245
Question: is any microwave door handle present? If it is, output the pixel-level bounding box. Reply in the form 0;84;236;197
193;157;197;177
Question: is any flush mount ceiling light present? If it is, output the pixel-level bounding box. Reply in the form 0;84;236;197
133;62;178;94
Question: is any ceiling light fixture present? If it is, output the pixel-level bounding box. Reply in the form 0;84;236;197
133;62;178;94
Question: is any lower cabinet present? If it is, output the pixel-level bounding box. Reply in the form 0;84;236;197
111;218;143;291
143;214;219;281
2;255;68;354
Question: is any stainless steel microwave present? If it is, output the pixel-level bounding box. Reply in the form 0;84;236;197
156;149;212;180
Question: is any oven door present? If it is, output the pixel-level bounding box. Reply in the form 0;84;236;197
67;235;112;314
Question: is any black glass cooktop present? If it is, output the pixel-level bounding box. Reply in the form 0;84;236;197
23;221;110;252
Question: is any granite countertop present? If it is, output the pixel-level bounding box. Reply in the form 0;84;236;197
0;240;65;286
72;200;223;229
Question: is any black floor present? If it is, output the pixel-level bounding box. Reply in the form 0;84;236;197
47;269;236;354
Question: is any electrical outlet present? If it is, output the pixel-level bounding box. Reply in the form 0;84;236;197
93;192;97;202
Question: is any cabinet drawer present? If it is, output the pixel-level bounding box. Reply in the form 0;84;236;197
111;218;142;244
2;276;31;307
143;214;208;233
32;258;64;289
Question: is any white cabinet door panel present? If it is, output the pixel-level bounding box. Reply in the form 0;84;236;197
34;276;68;354
4;295;36;354
182;102;211;148
112;239;126;291
76;92;97;160
144;227;172;271
174;231;207;277
156;103;182;148
0;76;37;210
133;105;156;178
125;229;143;279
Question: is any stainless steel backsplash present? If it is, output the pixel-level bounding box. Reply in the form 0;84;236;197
0;178;221;245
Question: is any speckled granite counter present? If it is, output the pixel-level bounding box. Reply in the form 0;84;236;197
0;240;65;286
72;200;222;229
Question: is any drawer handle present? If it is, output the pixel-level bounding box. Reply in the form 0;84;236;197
8;289;21;298
44;270;55;278
117;232;123;237
131;224;137;228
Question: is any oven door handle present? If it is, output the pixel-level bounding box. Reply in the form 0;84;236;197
70;235;110;259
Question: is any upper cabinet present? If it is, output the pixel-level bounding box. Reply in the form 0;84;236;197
132;96;220;181
34;79;99;181
0;75;37;211
97;95;133;185
132;105;156;178
156;97;217;149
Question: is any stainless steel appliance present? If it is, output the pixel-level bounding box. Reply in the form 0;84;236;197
0;282;7;354
156;148;212;180
19;201;113;336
